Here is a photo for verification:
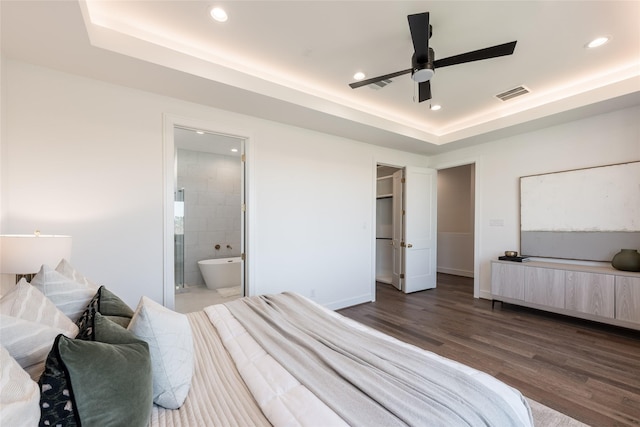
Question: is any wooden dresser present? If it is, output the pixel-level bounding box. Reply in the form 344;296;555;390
491;260;640;330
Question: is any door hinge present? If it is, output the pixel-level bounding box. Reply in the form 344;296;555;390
401;178;406;183
241;154;246;162
400;273;405;279
241;253;245;261
400;241;405;247
241;203;246;212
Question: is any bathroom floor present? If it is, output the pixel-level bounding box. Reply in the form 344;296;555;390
174;284;243;313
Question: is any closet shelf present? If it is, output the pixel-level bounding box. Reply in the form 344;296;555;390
376;174;393;198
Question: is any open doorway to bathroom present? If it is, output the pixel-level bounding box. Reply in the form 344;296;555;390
173;127;246;313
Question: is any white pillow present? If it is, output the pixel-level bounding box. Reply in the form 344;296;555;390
0;345;40;426
0;314;73;380
0;278;79;338
31;264;96;322
55;259;99;291
128;296;194;409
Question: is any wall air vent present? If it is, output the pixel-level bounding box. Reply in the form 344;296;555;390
496;85;530;101
369;79;393;90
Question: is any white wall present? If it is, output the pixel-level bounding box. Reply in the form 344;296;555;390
0;58;429;309
429;105;640;298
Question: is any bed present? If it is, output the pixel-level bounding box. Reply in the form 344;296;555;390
0;260;533;427
152;292;533;427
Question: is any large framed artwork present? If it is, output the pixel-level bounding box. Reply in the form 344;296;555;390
520;161;640;261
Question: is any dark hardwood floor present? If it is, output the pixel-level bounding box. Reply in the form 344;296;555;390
337;274;640;427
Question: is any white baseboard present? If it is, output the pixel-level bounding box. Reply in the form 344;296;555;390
326;293;372;311
479;290;492;300
437;267;474;278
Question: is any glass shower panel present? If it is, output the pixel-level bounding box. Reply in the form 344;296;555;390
174;188;185;290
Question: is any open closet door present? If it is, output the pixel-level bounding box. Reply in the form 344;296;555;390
403;166;437;293
391;170;403;290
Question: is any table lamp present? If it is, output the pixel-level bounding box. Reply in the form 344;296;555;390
0;231;72;282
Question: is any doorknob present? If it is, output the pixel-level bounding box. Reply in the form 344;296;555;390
407;243;413;248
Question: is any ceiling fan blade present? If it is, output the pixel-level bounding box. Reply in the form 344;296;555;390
349;69;412;89
407;12;430;63
433;41;517;69
418;81;431;102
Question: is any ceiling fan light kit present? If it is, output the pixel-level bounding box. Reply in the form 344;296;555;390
412;67;434;83
411;49;435;83
349;11;517;104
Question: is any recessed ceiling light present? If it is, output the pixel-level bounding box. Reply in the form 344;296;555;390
586;36;609;48
430;104;442;111
353;72;366;81
210;7;228;22
196;130;205;135
231;148;238;153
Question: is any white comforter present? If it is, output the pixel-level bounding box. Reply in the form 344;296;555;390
206;303;348;427
204;295;533;427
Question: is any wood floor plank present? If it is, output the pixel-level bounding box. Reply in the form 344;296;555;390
338;274;640;426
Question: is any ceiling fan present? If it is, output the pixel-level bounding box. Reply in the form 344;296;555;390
349;12;517;103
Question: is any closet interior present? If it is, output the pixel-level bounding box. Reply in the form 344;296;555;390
375;165;402;289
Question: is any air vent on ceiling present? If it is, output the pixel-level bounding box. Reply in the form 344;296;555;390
496;85;530;101
369;79;393;90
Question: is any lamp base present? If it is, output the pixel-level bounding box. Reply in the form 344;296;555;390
15;273;35;283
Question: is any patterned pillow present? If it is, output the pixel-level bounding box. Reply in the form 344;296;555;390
31;265;96;322
75;286;134;340
128;296;194;409
0;280;79;380
0;278;78;337
0;345;40;426
55;259;99;291
38;315;152;427
0;314;74;380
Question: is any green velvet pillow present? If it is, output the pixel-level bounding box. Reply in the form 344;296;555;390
91;312;141;344
97;287;135;319
76;286;135;339
39;313;152;427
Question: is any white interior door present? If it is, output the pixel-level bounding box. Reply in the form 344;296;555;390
391;170;403;290
403;166;437;293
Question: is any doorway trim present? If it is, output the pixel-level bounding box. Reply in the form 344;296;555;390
162;113;253;309
434;157;480;298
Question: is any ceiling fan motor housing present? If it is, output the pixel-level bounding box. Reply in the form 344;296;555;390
411;48;435;83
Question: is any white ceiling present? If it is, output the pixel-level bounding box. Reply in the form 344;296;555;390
2;1;639;155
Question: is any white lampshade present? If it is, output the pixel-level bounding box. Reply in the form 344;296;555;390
0;234;72;274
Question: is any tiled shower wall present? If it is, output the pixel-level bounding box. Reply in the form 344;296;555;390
177;149;242;287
